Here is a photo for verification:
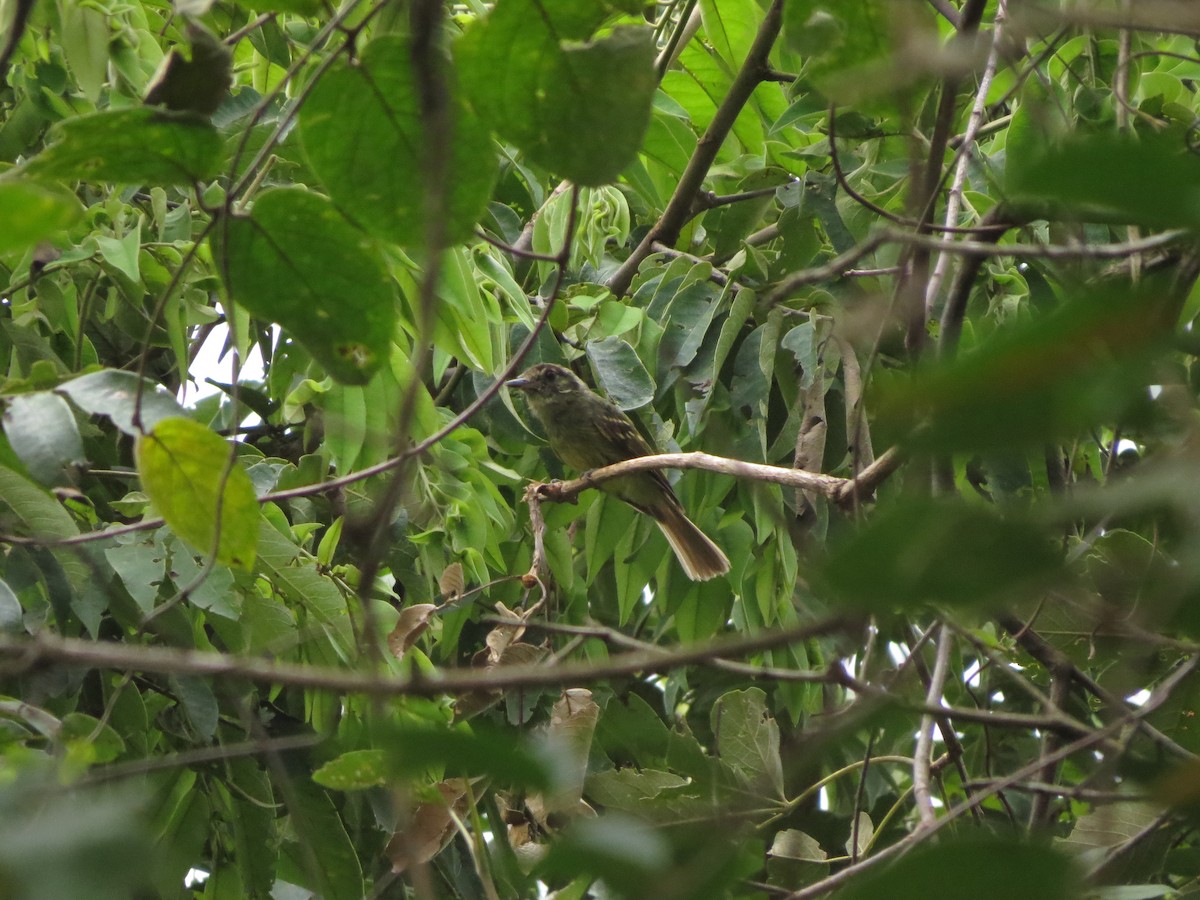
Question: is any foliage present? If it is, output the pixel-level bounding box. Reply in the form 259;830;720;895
3;0;1200;897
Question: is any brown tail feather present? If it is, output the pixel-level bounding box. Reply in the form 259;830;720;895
655;504;730;581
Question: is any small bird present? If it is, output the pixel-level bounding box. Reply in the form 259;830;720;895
506;363;730;581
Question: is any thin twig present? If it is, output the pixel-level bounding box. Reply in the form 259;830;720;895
913;624;951;830
924;0;1008;315
783;655;1200;899
766;227;1188;305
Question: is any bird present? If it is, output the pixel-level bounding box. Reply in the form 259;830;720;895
506;362;730;581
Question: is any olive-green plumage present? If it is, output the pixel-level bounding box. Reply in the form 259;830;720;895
506;363;730;581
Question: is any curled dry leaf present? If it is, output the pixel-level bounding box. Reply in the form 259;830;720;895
438;561;465;599
387;603;437;660
454;613;548;718
485;600;528;662
769;829;828;862
385;778;469;874
504;810;553;873
530;688;601;822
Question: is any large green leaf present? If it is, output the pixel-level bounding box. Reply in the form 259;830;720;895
255;520;354;656
586;336;653;410
299;35;496;248
135;417;258;572
214;188;396;385
21;108;222;185
838;837;1082;900
0;182;83;254
710;688;784;798
459;0;656;185
0;464;89;591
281;781;364;900
2;391;84;485
1007;128;1200;229
57;369;186;436
875;281;1171;453
820;497;1063;613
782;0;934;104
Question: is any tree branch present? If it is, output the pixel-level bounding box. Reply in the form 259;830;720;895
526;449;903;509
765;227;1189;306
607;0;784;297
913;624;952;830
0;617;852;697
783;654;1200;900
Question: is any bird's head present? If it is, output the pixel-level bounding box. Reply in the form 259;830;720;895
505;363;587;401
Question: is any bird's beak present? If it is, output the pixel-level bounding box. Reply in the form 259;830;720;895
505;376;531;390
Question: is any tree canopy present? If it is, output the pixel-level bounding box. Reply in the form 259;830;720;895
4;0;1200;897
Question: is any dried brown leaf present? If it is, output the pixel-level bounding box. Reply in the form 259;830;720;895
439;561;464;598
486;601;529;663
387;603;436;659
535;688;600;818
385;779;469;874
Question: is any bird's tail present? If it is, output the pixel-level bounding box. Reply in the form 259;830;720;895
655;504;730;582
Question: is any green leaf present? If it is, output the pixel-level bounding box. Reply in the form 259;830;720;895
584;768;707;820
540;815;673;893
299;34;496;247
782;1;934;105
876;281;1170;453
60;712;126;762
820;497;1063;613
255;521;354;656
1007;129;1200;229
0;464;88;591
59;3;108;103
226;761;277;895
657;279;722;378
586;336;654;410
58;369;185;436
710;688;784;798
0;182;83;254
239;0;321;12
215;188;396;385
135;417;258;572
283;782;364;900
392;727;554;788
2;392;85;486
22;108;222;185
0;781;156;899
700;0;762;74
94;229;141;285
459;0;657;185
105;537;167;615
838;836;1082;900
0;579;21;632
313;749;389;791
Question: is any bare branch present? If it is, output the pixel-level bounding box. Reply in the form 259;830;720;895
766;227;1189;306
913;624;952;830
783;654;1200;900
530;451;865;506
0;617;853;697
